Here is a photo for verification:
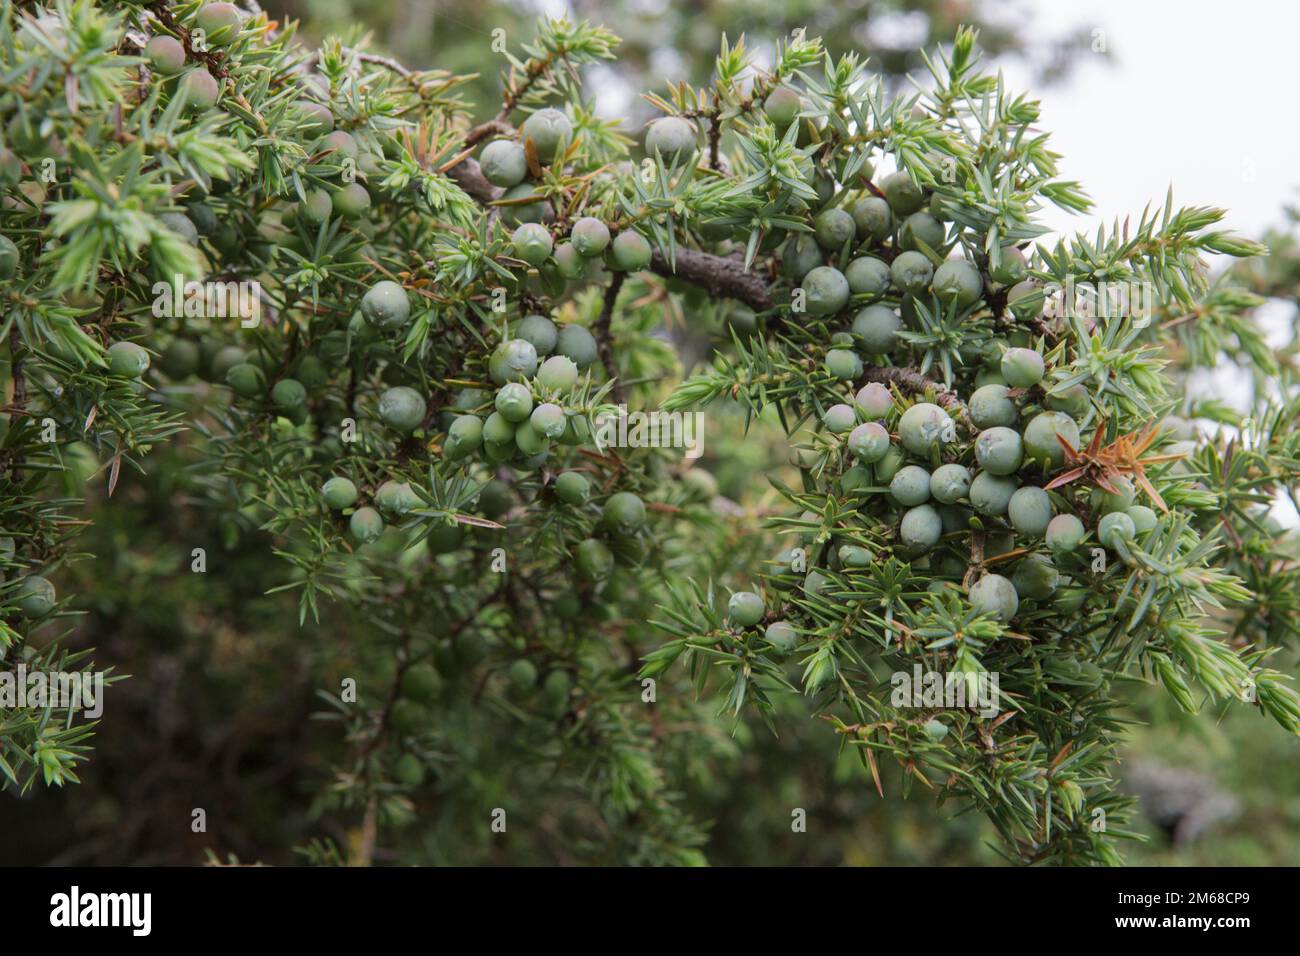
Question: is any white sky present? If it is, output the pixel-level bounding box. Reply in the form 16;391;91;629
997;0;1299;244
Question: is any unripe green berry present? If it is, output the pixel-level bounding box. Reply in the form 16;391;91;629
107;341;150;378
644;116;698;165
489;339;540;385
851;305;901;354
825;349;862;380
145;35;186;75
1023;411;1080;469
932;259;983;307
813;207;856;250
968;384;1017;429
781;234;823;280
571;217;611;257
975;426;1023;476
1091;475;1136;515
899;504;943;550
14;574;56;617
444;414;484;459
1012;554;1059;600
610;231;652;271
848;421;890;462
1000;347;1045;387
321;476;358;510
271;378;306;410
1046;514;1087;554
800;266;850;316
512;222;553;267
178;68;219;111
764;619;798;651
762;86;802;127
890;465;932;506
529;402;566;438
900;211;944;252
554;471;590;505
553;241;584;279
1126;504;1157;534
194;3;242;45
536;354;580;391
378;385;426;433
575;538;614;581
495;382;534;423
320;130;358;159
1098;511;1137;550
555;325;598;369
823;403;857;434
880;170;924;215
845;256;891;295
332;183;370;219
727;590;765;627
890;250;933;295
349;506;384;543
519;107;572;165
851;196;892;242
854;382;893;419
479;139;528;188
969;573;1018;622
969;471;1019;517
929;463;971;504
1006;280;1043;320
225;362;265;398
603;492;646;536
159;339;200;379
1007;486;1053;536
990;244;1028;285
898;402;954;456
389;699;426;736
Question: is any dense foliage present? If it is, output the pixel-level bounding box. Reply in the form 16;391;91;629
1;0;1296;866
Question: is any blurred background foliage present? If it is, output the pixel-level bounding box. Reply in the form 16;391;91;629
2;0;1296;866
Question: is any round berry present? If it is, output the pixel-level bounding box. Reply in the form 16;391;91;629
322;476;359;510
444;415;484;459
519;107;572;165
900;211;944;252
1098;511;1137;550
899;504;943;550
763;86;802;127
179;68;219;111
360;280;410;330
848;421;890;462
644;116;698;165
1008;486;1053;536
813;207;856;250
555;325;598;369
107;341;150;378
488;338;539;384
1045;514;1087;553
512;315;557;357
512;222;553;266
854;382;893;419
969;573;1018;622
727;591;765;627
375;480;419;515
575;538;614;581
536;354;580;391
1012;554;1059;600
1126;504;1157;534
495;382;534;423
603;492;646;536
880;170;924;215
479;139;528;188
890;250;933;295
764;620;798;650
851;305;901;354
1000;347;1045;387
145;35;186;75
801;266;850;316
378;386;426;433
932;259;983;307
571;217;611;257
271;377;306;410
349;506;384;543
225;362;265;398
990;244;1028;285
14;574;55;617
1091;475;1137;515
845;256;891;295
851;196;892;242
781;234;823;280
969;471;1019;517
968;384;1017;429
529;402;566;438
890;465;932;506
332;182;371;219
610;230;653;272
929;463;971;504
159;339;200;379
195;3;242;45
975;426;1023;476
401;663;442;704
898;402;954;456
1006;280;1043;320
1023;411;1080;469
554;471;590;505
825;349;862;381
